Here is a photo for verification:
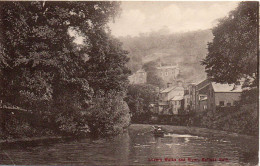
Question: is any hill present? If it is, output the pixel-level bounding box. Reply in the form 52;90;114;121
118;29;213;84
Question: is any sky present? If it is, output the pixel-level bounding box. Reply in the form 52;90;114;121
109;1;239;37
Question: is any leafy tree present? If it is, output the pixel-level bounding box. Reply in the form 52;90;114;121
126;84;158;122
202;2;258;87
143;61;164;88
0;2;130;136
85;36;130;93
87;91;130;137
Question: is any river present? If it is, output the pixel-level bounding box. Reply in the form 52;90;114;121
0;124;258;165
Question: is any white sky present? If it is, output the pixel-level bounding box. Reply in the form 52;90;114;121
109;1;239;37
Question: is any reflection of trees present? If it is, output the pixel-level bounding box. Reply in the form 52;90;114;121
112;132;130;165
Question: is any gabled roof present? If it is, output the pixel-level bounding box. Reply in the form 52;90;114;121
212;82;242;93
160;86;175;93
160;86;184;93
200;97;207;101
136;69;146;73
171;95;184;101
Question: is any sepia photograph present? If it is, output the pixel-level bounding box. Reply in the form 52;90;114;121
0;1;259;165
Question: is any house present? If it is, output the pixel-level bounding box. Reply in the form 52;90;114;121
207;82;242;111
193;79;243;112
156;64;180;85
183;83;196;111
158;85;184;115
195;79;211;111
198;94;208;112
128;69;147;84
170;95;184;114
183;90;190;110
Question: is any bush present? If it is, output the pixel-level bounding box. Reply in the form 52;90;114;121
1;113;54;139
194;102;258;136
126;84;158;123
87;91;130;137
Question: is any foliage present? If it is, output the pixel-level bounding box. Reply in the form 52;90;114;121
126;84;158;122
240;88;258;105
119;29;212;83
202;2;258;87
86;36;131;93
87;91;130;137
0;111;54;139
142;61;164;88
0;2;130;137
197;103;258;136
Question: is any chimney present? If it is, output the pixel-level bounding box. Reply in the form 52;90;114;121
167;83;172;88
177;80;183;87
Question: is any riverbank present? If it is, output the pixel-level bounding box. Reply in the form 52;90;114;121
0;135;88;150
129;124;258;141
1;123;257;148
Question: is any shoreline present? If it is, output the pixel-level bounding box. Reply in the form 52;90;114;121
0;136;63;144
129;124;258;141
1;124;258;147
0;135;85;149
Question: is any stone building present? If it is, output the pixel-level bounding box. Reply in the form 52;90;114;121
158;84;184;115
190;79;242;112
170;95;184;115
156;64;180;85
183;83;196;111
207;82;242;111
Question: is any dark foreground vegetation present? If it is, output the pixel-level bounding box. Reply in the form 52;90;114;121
0;2;131;140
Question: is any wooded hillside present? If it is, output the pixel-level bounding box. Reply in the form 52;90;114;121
119;29;213;83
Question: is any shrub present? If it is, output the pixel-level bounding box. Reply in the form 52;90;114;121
87;91;130;137
126;84;158;123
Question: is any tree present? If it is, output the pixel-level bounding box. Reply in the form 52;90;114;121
126;84;159;122
0;2;130;136
87;91;130;137
143;61;164;88
202;2;258;87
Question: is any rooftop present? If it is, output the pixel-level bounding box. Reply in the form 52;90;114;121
171;95;184;101
212;82;242;93
200;97;208;101
156;65;179;70
160;86;184;93
160;86;175;93
136;69;146;73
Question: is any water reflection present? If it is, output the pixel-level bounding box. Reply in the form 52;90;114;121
0;127;258;165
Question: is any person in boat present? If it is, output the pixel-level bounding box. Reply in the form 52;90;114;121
152;125;164;134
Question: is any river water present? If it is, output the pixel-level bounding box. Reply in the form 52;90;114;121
0;125;258;165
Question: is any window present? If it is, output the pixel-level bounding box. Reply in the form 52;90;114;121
234;101;239;106
227;103;231;106
219;101;224;106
